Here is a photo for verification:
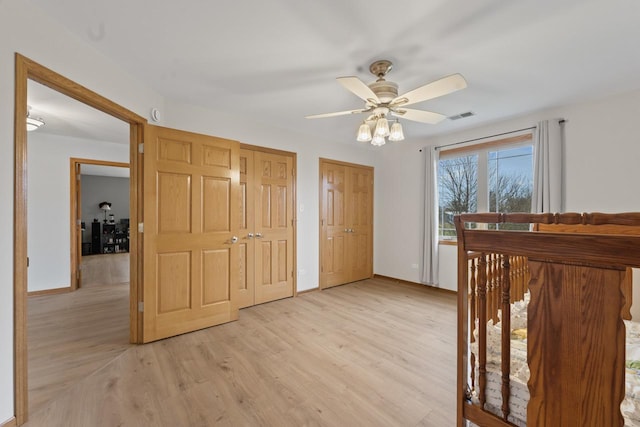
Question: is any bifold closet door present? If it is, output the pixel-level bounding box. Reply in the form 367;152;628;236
320;162;349;287
239;149;294;308
346;166;373;281
320;160;373;289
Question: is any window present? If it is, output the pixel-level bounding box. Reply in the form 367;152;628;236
438;135;533;238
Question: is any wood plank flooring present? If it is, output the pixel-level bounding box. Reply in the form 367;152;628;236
25;278;457;427
27;254;131;415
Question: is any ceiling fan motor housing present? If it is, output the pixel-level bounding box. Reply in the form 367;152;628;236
368;80;398;103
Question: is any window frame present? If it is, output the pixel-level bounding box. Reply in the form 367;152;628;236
437;132;533;243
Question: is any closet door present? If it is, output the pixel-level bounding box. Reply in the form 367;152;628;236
254;152;295;304
320;159;373;288
320;162;349;287
238;149;256;309
347;166;373;282
238;148;295;307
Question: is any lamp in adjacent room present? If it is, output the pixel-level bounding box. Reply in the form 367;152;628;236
99;201;112;223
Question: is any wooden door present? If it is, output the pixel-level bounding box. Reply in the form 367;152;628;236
238;149;256;309
74;162;83;289
347;166;373;281
142;125;240;342
253;152;294;304
320;160;373;288
320;161;349;288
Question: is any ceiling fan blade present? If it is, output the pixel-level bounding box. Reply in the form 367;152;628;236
337;76;380;104
391;73;467;107
391;108;447;124
305;108;368;119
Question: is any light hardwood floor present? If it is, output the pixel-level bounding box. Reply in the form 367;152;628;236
27;254;131;415
25;277;456;427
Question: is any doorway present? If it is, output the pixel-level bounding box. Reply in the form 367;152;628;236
14;54;145;424
70;159;130;290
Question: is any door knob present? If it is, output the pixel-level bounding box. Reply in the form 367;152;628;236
230;236;238;244
255;232;263;239
247;233;254;238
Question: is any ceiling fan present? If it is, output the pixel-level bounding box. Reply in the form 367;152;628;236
306;60;467;145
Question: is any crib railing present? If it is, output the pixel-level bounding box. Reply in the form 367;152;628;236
467;251;529;423
468;252;529;343
457;212;640;427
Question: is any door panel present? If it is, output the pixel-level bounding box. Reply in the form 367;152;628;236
254;152;294;304
143;125;239;343
321;162;349;287
348;167;373;281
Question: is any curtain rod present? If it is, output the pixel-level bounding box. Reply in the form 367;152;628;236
432;119;565;151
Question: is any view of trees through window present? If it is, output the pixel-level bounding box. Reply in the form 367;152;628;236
438;143;533;238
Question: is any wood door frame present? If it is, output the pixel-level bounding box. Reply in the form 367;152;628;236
318;158;374;290
240;143;298;297
14;53;146;425
69;158;130;291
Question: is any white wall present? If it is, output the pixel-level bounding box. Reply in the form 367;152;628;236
27;134;129;291
373;141;425;280
375;88;640;293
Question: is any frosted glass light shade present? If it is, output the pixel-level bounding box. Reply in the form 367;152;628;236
374;117;390;137
356;122;372;142
388;121;404;141
371;135;386;146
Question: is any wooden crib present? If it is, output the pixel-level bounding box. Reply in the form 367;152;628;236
455;212;640;427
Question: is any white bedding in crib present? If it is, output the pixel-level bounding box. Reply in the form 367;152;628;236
470;294;640;427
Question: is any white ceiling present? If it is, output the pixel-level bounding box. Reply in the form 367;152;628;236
28;80;130;143
26;0;640;145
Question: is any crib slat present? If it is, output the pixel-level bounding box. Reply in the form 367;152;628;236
500;255;511;421
469;258;477;344
477;253;488;408
490;254;498;324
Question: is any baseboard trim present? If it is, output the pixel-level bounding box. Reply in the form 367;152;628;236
297;287;320;295
1;416;17;427
28;286;72;297
373;274;456;295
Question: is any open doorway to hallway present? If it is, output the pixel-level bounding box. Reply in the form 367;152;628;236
26;79;132;416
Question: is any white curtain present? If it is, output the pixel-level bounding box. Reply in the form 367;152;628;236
421;146;439;285
532;119;564;213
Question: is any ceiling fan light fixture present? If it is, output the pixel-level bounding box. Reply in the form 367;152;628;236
374;117;389;137
371;134;386;147
357;122;372;142
26;106;45;131
388;121;405;142
307;60;467;148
